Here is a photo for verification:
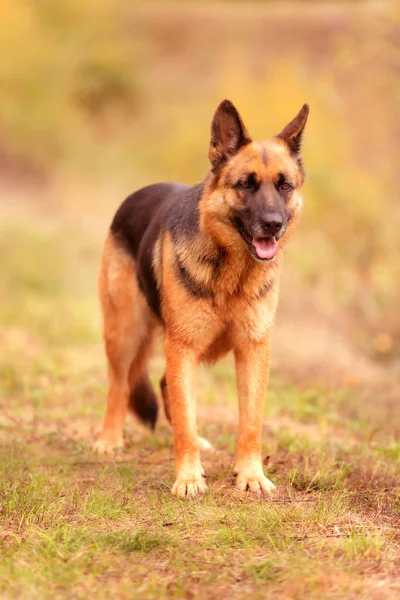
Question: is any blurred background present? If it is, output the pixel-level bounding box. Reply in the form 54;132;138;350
0;0;399;410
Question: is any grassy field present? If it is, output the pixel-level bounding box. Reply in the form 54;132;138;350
1;203;399;600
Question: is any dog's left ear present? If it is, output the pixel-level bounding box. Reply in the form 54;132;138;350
209;99;252;170
278;104;309;157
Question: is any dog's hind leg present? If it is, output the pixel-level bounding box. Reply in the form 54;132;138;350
94;233;157;453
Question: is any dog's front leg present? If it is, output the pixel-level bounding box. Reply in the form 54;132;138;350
234;340;276;495
165;335;207;499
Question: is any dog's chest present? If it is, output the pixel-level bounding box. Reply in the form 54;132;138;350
211;251;278;307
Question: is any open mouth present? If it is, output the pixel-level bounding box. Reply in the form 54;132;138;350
238;226;278;261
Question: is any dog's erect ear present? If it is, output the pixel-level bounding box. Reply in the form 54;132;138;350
208;100;252;170
278;104;309;157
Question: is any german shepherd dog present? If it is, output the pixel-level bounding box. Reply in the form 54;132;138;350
95;100;309;498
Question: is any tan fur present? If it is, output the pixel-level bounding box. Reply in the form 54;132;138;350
94;234;159;452
161;227;279;495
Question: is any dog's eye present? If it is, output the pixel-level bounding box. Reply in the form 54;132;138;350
238;180;251;189
280;182;292;192
236;175;256;190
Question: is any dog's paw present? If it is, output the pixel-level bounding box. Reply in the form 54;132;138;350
234;467;276;495
172;467;208;499
198;436;215;452
93;436;124;454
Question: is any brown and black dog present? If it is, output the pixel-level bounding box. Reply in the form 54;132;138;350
94;100;309;498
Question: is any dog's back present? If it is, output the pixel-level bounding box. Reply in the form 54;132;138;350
110;182;202;319
111;183;190;259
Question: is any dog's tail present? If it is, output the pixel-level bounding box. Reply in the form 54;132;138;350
128;374;158;430
159;374;171;423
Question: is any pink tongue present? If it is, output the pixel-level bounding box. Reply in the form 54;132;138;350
252;237;278;260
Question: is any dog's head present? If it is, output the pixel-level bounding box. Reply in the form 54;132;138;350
203;100;309;262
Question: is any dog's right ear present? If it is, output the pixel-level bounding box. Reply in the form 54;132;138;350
208;100;252;170
277;104;309;158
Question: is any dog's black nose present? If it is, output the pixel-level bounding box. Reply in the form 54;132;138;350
262;214;283;236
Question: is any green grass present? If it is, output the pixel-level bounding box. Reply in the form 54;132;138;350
0;217;399;599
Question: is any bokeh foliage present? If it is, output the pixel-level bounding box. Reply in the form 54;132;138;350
0;0;399;343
